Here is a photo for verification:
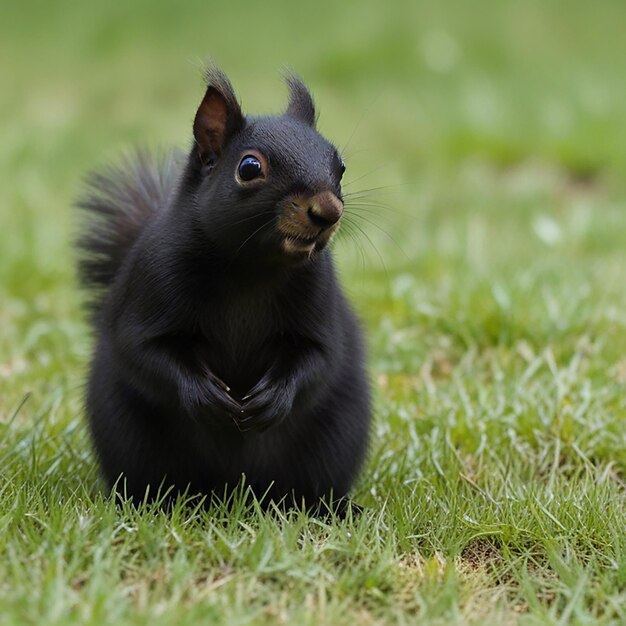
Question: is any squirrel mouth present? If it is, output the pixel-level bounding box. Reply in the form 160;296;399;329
282;233;318;256
287;233;317;246
279;225;339;258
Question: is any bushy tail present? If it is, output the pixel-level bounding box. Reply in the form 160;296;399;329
76;150;182;312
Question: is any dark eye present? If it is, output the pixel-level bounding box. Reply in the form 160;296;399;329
238;155;263;182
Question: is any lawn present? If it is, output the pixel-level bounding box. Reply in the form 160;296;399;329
1;0;626;624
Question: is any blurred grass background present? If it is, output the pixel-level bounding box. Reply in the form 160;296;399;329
1;1;626;624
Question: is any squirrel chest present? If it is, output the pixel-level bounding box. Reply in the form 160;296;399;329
197;292;282;398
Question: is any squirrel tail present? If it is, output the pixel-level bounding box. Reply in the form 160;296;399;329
76;150;182;313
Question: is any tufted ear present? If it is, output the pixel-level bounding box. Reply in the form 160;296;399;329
284;73;316;128
193;68;245;166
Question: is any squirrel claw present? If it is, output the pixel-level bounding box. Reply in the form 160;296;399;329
208;371;231;394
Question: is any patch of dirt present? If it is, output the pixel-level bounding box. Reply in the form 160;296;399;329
458;538;501;572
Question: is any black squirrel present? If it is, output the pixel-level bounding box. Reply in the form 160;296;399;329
77;68;371;508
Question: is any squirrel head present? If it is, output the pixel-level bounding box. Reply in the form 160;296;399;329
188;68;346;265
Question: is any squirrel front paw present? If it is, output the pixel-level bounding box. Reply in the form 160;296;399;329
180;372;243;422
233;374;294;433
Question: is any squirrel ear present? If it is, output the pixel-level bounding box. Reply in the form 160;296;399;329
284;73;316;128
193;68;244;165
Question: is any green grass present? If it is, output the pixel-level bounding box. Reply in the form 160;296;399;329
1;0;626;623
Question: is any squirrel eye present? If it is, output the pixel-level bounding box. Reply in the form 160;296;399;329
237;155;263;182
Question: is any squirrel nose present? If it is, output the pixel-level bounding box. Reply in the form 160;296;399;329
306;191;343;229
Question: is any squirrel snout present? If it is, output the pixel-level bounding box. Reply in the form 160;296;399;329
305;191;343;229
279;191;343;252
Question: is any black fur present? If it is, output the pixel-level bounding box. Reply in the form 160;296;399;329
76;68;371;508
